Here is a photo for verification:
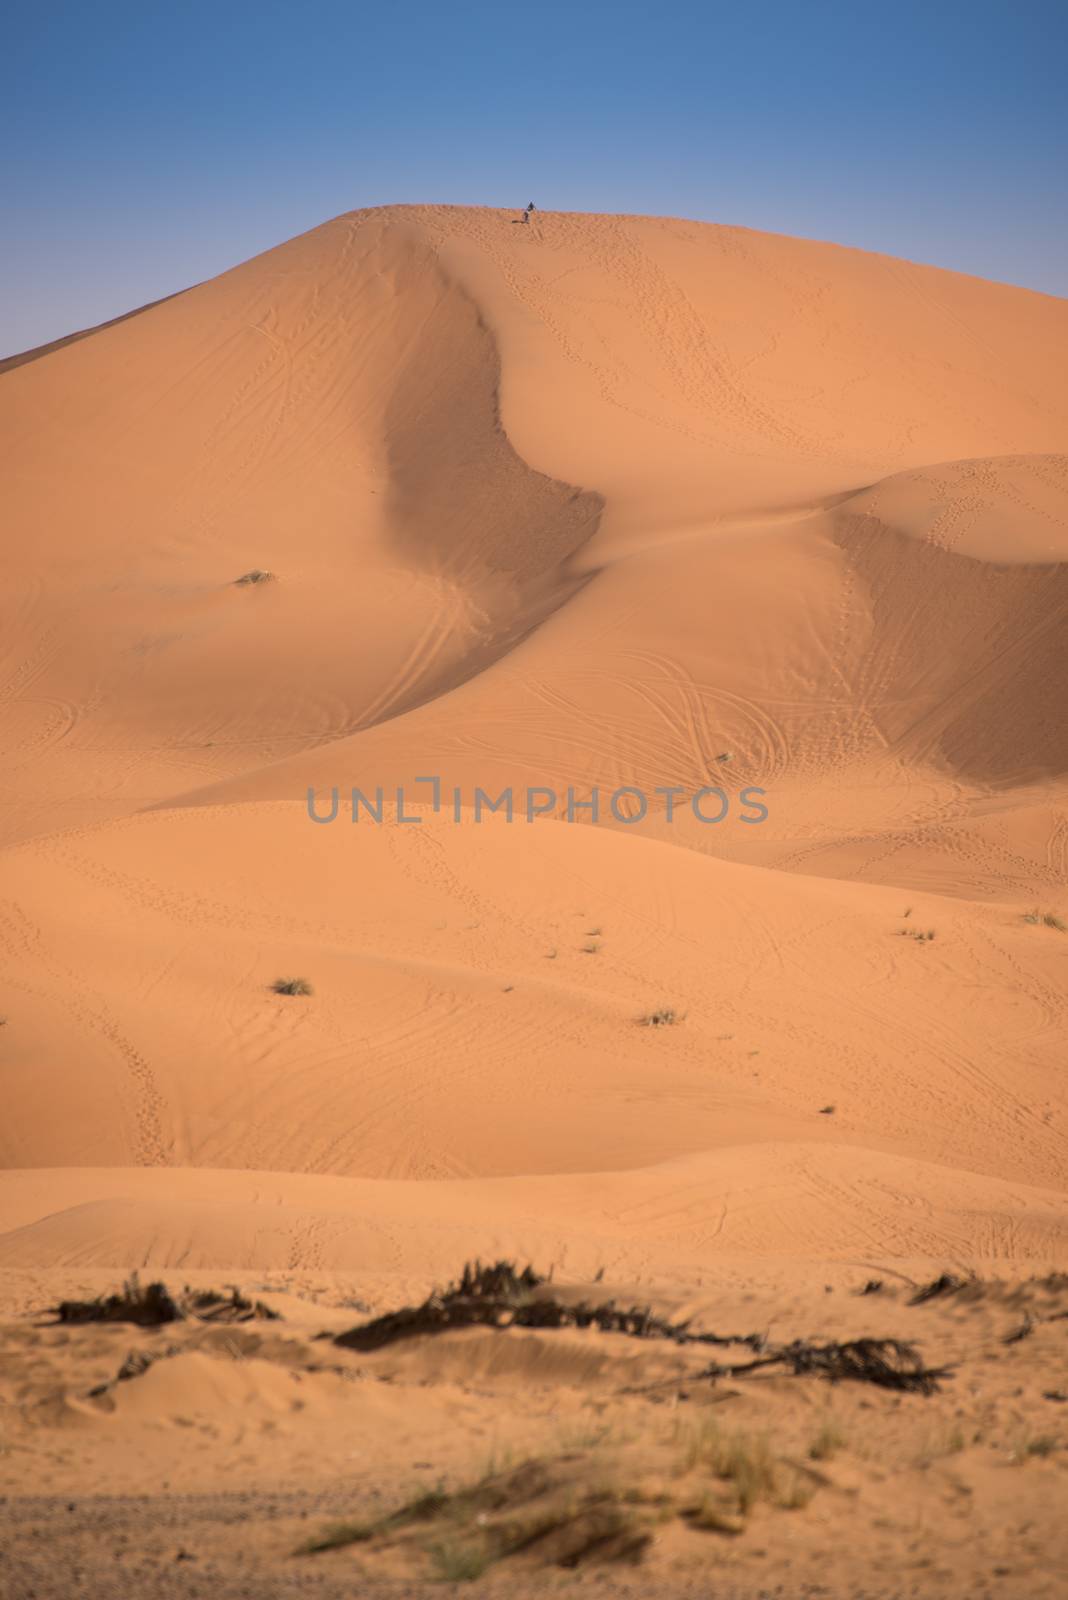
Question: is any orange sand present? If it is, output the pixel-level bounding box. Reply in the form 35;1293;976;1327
1;206;1066;1597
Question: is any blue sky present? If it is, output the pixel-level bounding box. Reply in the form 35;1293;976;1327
4;0;1066;353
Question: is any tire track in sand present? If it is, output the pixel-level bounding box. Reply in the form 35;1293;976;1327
0;894;169;1166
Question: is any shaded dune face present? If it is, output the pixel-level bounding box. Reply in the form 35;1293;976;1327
372;227;604;721
831;496;1068;788
0;212;605;844
383;235;602;590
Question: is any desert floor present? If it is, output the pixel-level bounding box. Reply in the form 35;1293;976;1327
1;204;1066;1597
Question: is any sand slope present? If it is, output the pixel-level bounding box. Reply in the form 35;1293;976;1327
3;204;1068;1599
0;804;1065;1200
1;202;1066;1278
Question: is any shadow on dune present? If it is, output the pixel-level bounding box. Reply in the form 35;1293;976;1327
349;229;606;730
831;497;1068;787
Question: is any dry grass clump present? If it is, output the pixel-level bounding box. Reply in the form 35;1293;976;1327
428;1540;490;1581
673;1419;814;1518
674;1427;799;1510
233;569;275;585
298;1429;826;1581
1007;1430;1058;1463
809;1419;846;1461
1023;909;1066;931
683;1495;746;1534
299;1486;450;1554
297;1457;659;1574
914;1426;966;1467
270;976;314;996
640;1007;683;1027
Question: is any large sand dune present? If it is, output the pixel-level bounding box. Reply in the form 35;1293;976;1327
1;206;1066;1596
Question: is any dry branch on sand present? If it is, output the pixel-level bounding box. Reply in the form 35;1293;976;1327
50;1272;279;1327
703;1337;952;1395
333;1259;761;1356
88;1345;177;1398
908;1271;975;1305
333;1260;952;1392
53;1275;183;1326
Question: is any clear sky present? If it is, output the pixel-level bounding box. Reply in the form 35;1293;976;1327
4;0;1066;355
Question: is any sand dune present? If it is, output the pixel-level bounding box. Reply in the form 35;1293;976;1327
0;804;1064;1191
3;1147;1066;1280
2;205;1067;1596
2;200;1066;1244
2;207;1066;851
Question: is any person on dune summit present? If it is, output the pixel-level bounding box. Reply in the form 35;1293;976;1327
522;202;535;223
